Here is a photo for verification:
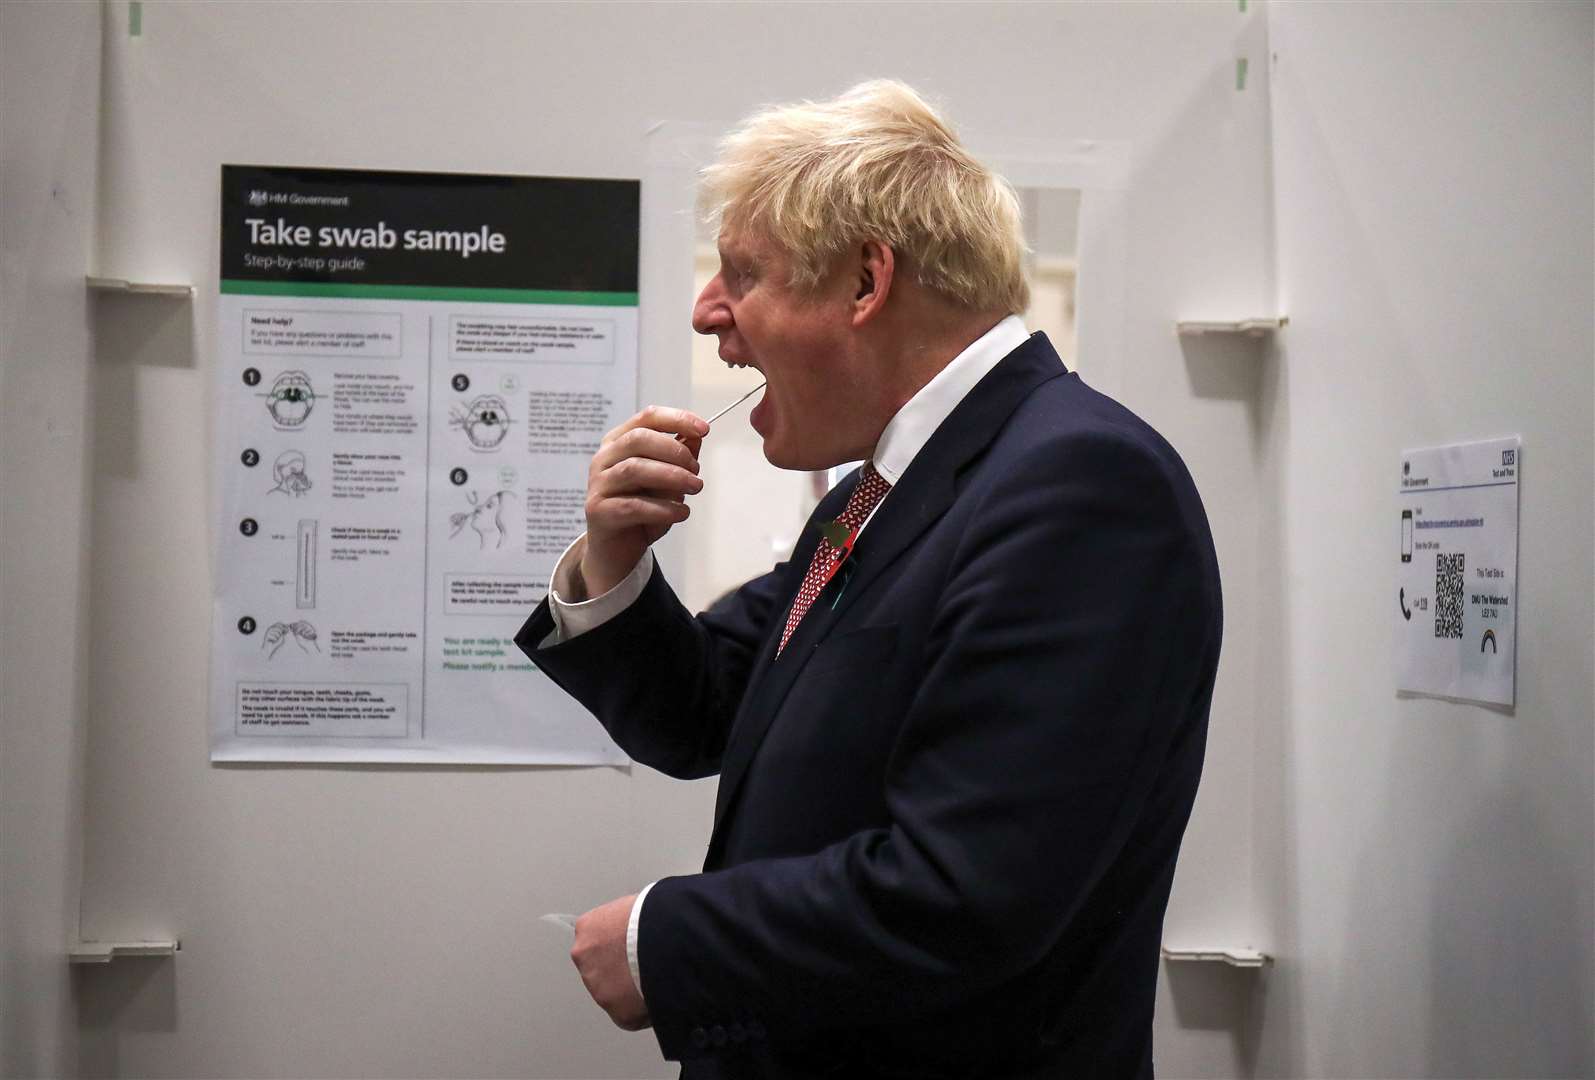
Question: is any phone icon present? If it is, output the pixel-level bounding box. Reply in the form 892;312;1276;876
1401;510;1413;563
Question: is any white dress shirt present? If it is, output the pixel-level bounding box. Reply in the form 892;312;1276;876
541;314;1034;999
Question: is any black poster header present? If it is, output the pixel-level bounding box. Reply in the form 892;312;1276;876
221;164;639;296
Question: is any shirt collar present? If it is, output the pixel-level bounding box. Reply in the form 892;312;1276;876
871;314;1031;486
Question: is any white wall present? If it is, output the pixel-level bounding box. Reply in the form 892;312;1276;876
45;3;1275;1077
1255;3;1594;1077
0;3;102;1077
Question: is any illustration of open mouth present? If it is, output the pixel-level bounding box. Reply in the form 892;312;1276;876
267;371;315;428
451;394;511;451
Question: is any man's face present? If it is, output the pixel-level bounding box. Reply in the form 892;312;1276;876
691;228;868;470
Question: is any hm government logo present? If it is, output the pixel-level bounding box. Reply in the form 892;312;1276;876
248;190;270;207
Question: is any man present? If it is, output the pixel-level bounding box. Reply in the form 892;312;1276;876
515;81;1222;1079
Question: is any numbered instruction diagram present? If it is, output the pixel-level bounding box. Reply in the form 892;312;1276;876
1394;436;1521;706
211;165;639;763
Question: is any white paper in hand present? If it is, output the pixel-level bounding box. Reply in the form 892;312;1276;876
540;912;579;938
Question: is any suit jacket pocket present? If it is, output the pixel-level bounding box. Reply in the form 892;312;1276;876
800;623;899;679
737;623;906;851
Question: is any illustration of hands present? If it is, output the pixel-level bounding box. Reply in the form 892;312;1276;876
449;489;516;550
449;395;511;452
263;619;321;659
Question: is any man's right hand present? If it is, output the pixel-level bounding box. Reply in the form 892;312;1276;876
578;406;710;599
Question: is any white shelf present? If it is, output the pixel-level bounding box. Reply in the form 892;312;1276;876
69;939;181;964
1161;945;1270;969
86;275;194;298
1174;316;1287;338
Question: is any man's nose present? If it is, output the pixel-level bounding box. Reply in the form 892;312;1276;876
692;275;730;336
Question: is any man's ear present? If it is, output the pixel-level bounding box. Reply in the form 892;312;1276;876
851;239;895;326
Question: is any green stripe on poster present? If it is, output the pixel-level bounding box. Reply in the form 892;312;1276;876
221;280;639;306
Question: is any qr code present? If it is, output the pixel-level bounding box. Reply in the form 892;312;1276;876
1435;552;1465;639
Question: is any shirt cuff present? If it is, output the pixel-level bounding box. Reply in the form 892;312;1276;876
541;534;655;646
626;881;657;999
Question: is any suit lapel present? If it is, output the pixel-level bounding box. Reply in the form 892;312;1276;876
706;334;1069;857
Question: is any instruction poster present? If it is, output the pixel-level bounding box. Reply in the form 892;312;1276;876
1394;436;1521;706
210;165;638;763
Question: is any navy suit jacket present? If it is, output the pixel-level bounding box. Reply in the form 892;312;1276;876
516;333;1222;1079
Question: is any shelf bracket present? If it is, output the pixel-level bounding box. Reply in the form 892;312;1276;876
1160;945;1271;969
1174;316;1288;338
68;939;181;965
86;275;195;298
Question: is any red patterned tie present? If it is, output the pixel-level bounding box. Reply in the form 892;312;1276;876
778;463;892;656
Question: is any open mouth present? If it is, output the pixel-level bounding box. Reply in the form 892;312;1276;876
267;372;316;428
466;418;508;450
450;395;512;451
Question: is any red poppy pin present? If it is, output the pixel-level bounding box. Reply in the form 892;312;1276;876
818;519;858;587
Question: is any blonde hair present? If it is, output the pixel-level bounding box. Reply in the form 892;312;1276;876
701;80;1029;314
